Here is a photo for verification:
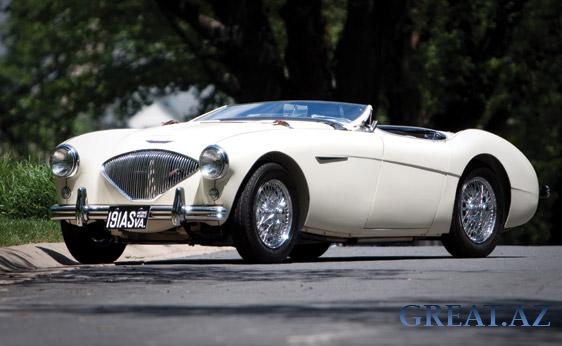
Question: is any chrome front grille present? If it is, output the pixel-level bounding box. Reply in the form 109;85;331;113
101;150;199;200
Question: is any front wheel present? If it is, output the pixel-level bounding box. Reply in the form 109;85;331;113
62;221;126;264
232;163;299;263
442;167;505;258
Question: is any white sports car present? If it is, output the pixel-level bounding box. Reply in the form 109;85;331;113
50;100;543;263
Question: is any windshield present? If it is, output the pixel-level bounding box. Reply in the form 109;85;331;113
197;101;368;125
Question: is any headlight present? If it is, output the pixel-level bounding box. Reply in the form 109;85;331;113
199;145;228;179
50;144;79;178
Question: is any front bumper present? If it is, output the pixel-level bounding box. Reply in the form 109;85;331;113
50;187;228;227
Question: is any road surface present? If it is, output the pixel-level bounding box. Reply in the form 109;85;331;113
1;246;561;345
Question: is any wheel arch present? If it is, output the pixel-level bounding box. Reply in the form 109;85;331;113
229;151;310;228
462;154;511;225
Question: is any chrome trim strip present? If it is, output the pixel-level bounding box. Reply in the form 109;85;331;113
145;140;173;144
50;187;227;225
383;159;460;177
511;186;538;194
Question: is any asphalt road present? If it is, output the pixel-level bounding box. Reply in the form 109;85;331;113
1;246;561;346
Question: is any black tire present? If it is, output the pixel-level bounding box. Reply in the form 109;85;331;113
61;221;126;264
289;243;331;262
442;167;505;258
232;163;299;263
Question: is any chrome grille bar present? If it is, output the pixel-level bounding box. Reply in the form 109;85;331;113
101;150;199;200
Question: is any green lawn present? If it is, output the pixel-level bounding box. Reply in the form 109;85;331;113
0;157;60;247
0;216;61;247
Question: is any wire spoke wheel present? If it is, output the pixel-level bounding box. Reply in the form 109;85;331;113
232;163;299;263
442;167;504;258
459;177;497;244
254;179;293;249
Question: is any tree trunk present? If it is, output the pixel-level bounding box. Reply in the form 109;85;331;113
334;0;382;107
335;0;420;124
384;0;421;125
279;0;331;100
157;0;285;102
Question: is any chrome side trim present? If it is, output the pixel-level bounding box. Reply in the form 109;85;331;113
383;159;460;177
50;187;227;225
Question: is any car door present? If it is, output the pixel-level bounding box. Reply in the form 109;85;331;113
365;130;450;230
301;130;384;234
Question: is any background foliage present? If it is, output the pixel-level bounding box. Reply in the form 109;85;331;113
0;0;559;244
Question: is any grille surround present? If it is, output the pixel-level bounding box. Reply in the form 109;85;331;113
101;150;199;201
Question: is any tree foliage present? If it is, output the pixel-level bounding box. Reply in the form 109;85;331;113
0;0;210;154
0;0;560;243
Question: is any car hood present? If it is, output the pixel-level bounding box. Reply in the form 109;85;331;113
66;120;317;161
136;120;282;145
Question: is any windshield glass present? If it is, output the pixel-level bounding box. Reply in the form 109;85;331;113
198;101;368;125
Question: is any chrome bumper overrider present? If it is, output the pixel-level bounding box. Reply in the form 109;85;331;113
50;187;227;227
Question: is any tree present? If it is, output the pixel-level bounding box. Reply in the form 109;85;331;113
415;0;561;243
1;0;420;155
335;0;420;124
0;1;211;155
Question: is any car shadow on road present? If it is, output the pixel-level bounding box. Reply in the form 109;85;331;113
116;254;523;266
30;253;525;286
31;265;412;284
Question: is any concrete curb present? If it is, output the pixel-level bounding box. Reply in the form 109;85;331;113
0;243;233;273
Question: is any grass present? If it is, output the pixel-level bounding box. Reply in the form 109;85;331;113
0;216;61;247
0;157;59;246
0;158;56;219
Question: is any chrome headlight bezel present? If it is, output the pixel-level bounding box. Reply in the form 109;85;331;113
199;145;229;180
50;144;80;178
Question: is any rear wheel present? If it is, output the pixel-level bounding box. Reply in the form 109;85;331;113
61;221;126;264
442;167;505;258
232;163;299;263
289;243;331;262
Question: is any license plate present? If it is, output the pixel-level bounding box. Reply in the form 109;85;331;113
105;206;150;230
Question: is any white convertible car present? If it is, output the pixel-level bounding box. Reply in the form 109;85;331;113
50;100;542;264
